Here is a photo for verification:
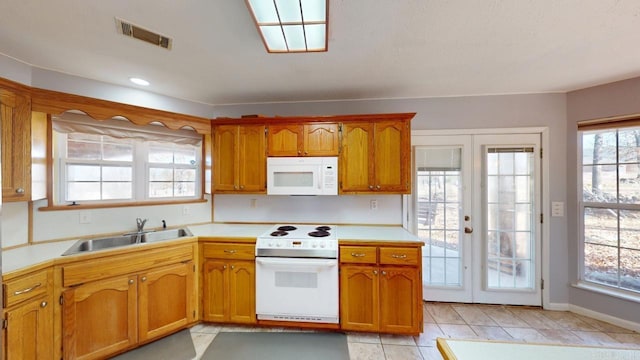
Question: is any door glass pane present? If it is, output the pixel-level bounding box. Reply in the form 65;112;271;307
485;148;535;290
415;147;463;287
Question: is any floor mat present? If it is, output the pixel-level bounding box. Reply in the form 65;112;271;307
201;332;349;360
110;329;196;360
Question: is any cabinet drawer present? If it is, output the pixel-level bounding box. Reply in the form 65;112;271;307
203;243;255;260
4;269;49;307
63;244;193;287
379;247;419;265
340;246;377;264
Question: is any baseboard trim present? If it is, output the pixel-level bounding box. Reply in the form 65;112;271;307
544;302;569;311
567;304;640;333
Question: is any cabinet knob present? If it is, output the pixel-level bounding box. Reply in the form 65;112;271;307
40;301;48;308
381;270;387;276
234;185;238;190
128;279;134;284
369;185;374;190
141;276;147;282
16;188;25;194
231;265;235;269
373;270;378;275
223;265;227;269
376;185;381;190
304;151;308;155
298;150;302;155
240;185;245;189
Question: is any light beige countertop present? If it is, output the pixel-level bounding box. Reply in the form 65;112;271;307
337;225;421;242
188;223;273;238
2;240;77;274
2;223;421;275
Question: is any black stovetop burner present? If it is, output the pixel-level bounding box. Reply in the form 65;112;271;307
277;225;298;232
270;230;289;237
308;230;330;238
315;226;331;231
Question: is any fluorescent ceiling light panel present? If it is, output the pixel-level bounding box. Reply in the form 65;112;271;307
246;0;328;53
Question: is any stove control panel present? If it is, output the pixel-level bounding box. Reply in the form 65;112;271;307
256;238;337;250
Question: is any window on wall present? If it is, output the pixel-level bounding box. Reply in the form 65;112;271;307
579;119;640;294
53;113;202;205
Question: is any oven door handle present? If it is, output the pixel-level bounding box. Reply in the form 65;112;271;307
256;257;337;270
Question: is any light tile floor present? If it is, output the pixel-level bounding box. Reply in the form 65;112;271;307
189;302;640;360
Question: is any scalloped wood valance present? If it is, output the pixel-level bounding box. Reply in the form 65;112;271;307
30;87;211;134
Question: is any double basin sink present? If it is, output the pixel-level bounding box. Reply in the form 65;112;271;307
62;228;193;256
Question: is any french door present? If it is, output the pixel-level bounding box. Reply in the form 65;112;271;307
410;133;542;306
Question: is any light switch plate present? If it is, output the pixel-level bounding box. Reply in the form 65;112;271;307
551;202;564;217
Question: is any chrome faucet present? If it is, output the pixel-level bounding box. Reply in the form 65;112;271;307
136;218;147;233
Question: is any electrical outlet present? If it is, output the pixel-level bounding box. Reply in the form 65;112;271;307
182;205;190;216
370;199;378;210
79;211;91;224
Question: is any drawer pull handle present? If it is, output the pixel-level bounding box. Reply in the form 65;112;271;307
224;250;237;254
14;283;41;295
351;253;366;257
391;254;407;259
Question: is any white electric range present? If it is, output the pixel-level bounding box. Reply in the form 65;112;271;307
255;224;339;324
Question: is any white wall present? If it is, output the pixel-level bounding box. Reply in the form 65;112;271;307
214;194;401;225
214;93;570;305
567;77;640;324
32;196;212;242
0;56;215;246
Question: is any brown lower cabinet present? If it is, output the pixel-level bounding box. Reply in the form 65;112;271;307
340;245;422;335
2;267;53;360
60;245;196;360
201;242;256;324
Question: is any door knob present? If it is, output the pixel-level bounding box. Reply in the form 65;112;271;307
464;215;470;221
464;227;473;234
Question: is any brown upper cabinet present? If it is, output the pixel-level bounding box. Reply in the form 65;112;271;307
213;124;266;193
340;120;411;194
0;88;47;202
267;123;339;157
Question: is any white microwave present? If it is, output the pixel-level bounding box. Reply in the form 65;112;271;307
267;157;338;195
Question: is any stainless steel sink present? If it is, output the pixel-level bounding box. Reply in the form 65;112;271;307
141;228;192;243
61;228;193;256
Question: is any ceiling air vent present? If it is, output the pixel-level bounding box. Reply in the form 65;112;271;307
115;18;172;50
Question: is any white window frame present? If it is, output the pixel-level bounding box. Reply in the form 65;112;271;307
53;131;202;205
577;126;640;298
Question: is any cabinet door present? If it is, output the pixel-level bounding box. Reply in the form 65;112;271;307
202;259;228;322
267;124;301;156
1;89;31;201
138;262;195;342
339;265;379;332
373;121;410;193
304;123;339;156
62;275;137;360
5;295;52;360
228;260;256;324
238;125;266;192
339;122;374;193
213;125;238;191
378;267;421;334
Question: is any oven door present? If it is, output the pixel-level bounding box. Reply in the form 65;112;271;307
255;257;339;323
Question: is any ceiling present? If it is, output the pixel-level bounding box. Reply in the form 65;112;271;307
2;0;640;106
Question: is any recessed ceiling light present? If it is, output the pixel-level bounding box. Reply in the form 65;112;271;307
129;77;150;86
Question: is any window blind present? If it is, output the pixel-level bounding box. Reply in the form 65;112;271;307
52;112;202;145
